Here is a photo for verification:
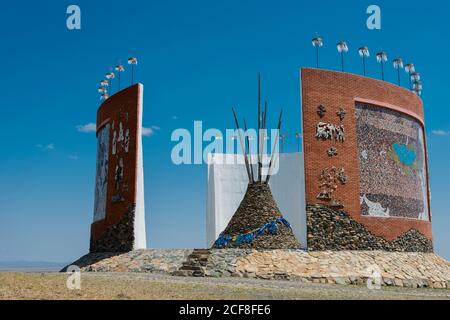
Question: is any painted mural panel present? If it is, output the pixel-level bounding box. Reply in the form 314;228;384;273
355;103;429;221
93;124;110;222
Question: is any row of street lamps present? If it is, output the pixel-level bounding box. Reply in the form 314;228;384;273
98;57;138;101
311;37;422;95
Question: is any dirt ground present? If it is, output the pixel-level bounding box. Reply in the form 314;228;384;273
0;272;449;300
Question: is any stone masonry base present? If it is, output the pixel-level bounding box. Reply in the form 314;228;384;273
67;249;450;289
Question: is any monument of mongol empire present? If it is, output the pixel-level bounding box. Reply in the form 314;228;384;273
69;58;448;289
301;68;432;252
90;83;146;253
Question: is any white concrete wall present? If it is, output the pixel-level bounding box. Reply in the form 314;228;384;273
134;83;147;250
206;153;307;249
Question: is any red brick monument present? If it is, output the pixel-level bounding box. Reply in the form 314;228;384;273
90;83;146;253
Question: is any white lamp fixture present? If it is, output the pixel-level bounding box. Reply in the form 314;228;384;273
127;57;138;85
376;51;388;80
105;72;115;94
393;57;404;86
114;64;125;91
358;46;370;76
311;36;323;68
404;63;415;89
336;41;349;72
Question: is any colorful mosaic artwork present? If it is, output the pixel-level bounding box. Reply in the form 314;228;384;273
355;103;429;221
93;124;110;222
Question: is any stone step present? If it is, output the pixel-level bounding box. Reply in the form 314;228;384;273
172;270;193;277
188;254;210;259
186;258;209;263
174;249;212;277
179;265;204;271
193;248;211;252
185;256;208;261
184;264;206;269
182;262;207;268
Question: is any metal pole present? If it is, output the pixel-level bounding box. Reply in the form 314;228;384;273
341;52;344;72
266;110;283;184
409;71;412;89
363;56;366;76
397;68;401;86
316;46;319;68
232;108;252;182
381;62;385;80
243;118;255;183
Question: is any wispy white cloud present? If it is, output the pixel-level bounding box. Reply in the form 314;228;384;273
172;115;179;120
76;123;96;133
68;155;79;160
142;127;154;137
431;130;450;136
77;122;159;137
36;143;55;150
142;125;161;137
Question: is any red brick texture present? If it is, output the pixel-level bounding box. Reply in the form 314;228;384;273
301;68;432;241
91;84;142;242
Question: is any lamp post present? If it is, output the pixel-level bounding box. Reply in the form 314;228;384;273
412;80;423;96
405;63;415;89
127;57;138;85
100;79;109;88
114;65;125;91
410;72;421;83
312;36;323;68
99;80;109;101
336;41;349;72
105;72;115;95
393;58;404;86
376;51;388;81
100;79;109;93
98;86;107;94
358;46;370;76
410;72;421;94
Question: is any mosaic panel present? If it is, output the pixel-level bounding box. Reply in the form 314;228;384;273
355;103;429;221
93;124;110;222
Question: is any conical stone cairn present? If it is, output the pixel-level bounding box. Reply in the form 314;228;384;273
213;74;300;250
213;183;300;249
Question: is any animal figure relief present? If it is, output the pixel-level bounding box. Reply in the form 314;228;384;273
112;131;117;155
337;108;347;121
112;122;130;155
124;129;130;153
118;122;124;143
317;167;348;201
115;158;124;190
360;195;390;217
337;168;348;184
316;122;345;142
328;147;338;157
317;105;327;118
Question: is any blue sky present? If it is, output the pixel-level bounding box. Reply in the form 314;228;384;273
0;0;449;262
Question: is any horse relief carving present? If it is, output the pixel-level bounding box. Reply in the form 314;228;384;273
316;122;345;142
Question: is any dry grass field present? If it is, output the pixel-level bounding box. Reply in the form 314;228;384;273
0;272;449;300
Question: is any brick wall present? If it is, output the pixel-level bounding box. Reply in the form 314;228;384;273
301;68;432;241
91;84;142;243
